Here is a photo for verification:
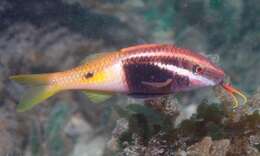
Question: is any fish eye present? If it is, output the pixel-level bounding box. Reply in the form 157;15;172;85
192;64;203;74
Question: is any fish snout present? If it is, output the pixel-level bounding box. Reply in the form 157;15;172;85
209;67;225;85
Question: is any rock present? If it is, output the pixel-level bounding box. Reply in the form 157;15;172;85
187;137;230;156
228;137;260;156
187;137;213;156
210;139;230;156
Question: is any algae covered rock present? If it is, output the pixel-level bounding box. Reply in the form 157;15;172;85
111;92;260;156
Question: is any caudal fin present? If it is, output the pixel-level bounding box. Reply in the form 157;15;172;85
10;74;60;112
10;74;50;85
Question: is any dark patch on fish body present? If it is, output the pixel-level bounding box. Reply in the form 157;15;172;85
123;62;173;94
171;73;190;91
123;56;191;94
84;72;94;79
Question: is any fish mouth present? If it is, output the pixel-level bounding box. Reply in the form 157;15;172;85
221;83;247;108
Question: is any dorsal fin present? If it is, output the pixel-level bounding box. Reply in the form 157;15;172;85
120;44;163;52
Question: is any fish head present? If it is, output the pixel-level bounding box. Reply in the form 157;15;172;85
173;50;225;91
174;48;247;108
190;59;225;89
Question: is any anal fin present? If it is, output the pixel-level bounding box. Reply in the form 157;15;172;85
83;91;113;103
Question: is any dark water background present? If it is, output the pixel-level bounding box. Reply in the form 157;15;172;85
0;0;259;155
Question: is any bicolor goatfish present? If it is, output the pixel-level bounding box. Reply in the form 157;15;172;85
10;44;247;112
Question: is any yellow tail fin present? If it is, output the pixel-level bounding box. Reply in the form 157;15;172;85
10;74;60;112
10;74;50;85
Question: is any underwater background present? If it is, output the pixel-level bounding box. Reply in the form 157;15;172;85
0;0;259;155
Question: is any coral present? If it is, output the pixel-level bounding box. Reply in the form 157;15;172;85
112;91;260;156
144;132;175;156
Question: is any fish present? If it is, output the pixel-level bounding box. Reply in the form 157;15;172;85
10;44;247;112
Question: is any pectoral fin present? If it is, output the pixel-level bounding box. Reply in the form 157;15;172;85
141;79;172;88
83;91;113;103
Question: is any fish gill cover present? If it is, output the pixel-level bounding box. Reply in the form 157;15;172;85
0;0;259;156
